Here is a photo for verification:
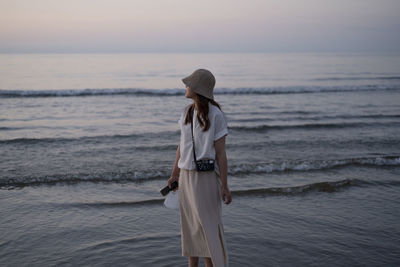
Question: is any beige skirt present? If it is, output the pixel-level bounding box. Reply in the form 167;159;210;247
178;169;229;267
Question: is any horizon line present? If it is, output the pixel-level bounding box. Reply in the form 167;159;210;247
1;50;400;54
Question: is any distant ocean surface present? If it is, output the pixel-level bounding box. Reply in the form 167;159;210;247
1;53;400;266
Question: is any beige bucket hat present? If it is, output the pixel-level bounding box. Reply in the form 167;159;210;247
182;69;216;100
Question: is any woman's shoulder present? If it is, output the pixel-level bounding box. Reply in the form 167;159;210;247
178;105;191;124
208;102;225;118
180;104;191;115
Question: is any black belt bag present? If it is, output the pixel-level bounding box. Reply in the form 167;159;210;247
190;108;215;172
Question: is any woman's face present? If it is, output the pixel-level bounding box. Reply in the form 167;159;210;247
185;86;196;99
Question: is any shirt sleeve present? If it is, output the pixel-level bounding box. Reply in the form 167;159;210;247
178;106;187;125
178;114;182;125
214;112;228;141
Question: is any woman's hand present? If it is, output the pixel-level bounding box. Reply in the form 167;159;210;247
168;175;179;192
221;185;232;204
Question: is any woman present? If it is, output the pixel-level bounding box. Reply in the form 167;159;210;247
167;69;232;267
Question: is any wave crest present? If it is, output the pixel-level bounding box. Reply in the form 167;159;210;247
1;156;399;189
1;84;400;98
229;121;400;132
50;178;400;209
230;155;400;175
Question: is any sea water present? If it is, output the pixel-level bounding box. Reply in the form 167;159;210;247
1;52;400;266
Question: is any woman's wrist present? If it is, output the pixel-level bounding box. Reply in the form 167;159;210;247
171;167;180;177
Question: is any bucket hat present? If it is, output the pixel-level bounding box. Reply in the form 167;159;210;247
182;69;216;100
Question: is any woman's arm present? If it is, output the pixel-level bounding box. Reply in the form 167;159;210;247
168;143;181;191
215;136;232;204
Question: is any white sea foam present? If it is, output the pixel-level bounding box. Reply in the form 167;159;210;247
1;84;400;97
1;156;399;188
230;156;400;175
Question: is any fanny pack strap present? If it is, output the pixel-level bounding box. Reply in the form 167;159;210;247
189;107;198;163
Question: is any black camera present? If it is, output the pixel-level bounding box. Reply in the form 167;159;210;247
160;181;178;196
195;159;215;172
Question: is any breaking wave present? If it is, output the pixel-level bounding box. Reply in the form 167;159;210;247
50;178;400;209
1;156;399;189
230;155;400;175
229;121;400;131
1;84;400;98
0;131;179;145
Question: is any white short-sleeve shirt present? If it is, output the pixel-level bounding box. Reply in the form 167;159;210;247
177;102;228;175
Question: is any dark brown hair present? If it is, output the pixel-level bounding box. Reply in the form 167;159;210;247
184;94;222;131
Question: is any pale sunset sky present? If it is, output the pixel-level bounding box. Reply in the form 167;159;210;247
0;0;399;53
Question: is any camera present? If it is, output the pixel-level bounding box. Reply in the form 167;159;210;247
160;181;178;196
195;159;215;172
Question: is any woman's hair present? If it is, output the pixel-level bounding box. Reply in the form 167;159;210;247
184;94;222;131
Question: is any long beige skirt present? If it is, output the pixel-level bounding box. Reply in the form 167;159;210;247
178;169;229;267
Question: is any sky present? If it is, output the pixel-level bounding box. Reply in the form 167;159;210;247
0;0;399;53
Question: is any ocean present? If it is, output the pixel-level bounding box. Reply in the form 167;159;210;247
1;52;400;266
